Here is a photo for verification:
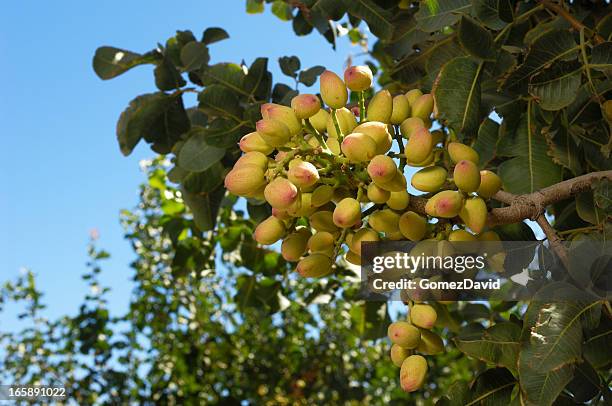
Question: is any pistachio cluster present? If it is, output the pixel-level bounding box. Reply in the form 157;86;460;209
224;65;505;392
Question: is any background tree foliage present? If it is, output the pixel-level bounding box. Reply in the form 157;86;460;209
2;1;611;405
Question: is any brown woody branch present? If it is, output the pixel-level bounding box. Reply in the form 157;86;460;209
539;0;605;44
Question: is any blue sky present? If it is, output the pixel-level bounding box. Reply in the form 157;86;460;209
0;1;361;322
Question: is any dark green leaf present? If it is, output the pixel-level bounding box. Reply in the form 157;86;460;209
503;30;578;91
583;318;612;369
498;110;563;194
565;361;602;403
293;11;314;36
455;323;521;373
198;84;242;119
473;117;499;167
202;27;229;45
414;0;471;33
178;128;225;172
279;56;301;78
470;368;516;405
182;162;226;193
384;15;430;59
472;0;507;30
154;57;186;91
203;118;250;148
576;191;607;225
344;0;394;41
590;41;612;75
349;301;390;340
93;46;159;80
200;63;246;92
542;122;582;175
298;65;325;86
180;42;210;71
528;61;582;111
244;58;271;100
181;185;225;231
433;56;482;135
458;15;496;60
116;92;190;156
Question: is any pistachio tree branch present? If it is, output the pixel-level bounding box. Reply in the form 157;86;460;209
535;214;569;269
539;0;605;44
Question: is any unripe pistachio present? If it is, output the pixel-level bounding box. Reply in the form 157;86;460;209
405;89;423;105
309;108;329;132
341;132;377;162
291;94;321;119
235;151;269;170
354;121;393;154
296;254;333;278
411;94;434;120
400;355;428;393
390;344;411;367
376;169;408;192
261;103;301;135
477;170;502;198
281;228;311;261
390;95;411;125
350;228;379;256
410;304;437;329
368;209;400;234
332;187;352;202
254;216;286;245
367;155;397;183
326;107;358;138
405;127;434;164
345;250;361;265
288;193;317;217
264;177;299;209
386;230;405;240
309;211;339;233
478;230;504;257
416;329;444;355
343;65;373;91
366;90;393;123
308;231;335;256
256;118;291;147
448;229;477;242
274;151;289;162
224;165;266;197
367;183;391;204
239;131;274;154
312;185;335;207
411;166;447;193
425;190;464;218
320;70;348;109
453;160;481;193
459;197;488;234
388;321;421;349
333;198;361;228
387;191;410;210
287;159;320;188
399;211;427;242
448;142;479;165
410;151;436;167
400;117;425;138
272;207;291;220
326;137;341;155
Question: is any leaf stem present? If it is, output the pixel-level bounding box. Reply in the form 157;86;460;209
358;91;366;123
305;119;331;153
331;108;344;142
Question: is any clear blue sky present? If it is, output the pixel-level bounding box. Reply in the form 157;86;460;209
0;1;360;322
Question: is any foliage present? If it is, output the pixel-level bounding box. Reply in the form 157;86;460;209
1;1;611;405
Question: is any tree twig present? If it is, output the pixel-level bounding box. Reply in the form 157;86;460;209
539;0;605;44
535;214;569;269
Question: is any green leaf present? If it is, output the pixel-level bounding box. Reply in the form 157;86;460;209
593;178;612;211
182;162;225;193
384;15;431;59
178;128;225;172
244;58;272;100
279;56;301;78
203;118;250;148
414;0;471;33
292;11;314;36
433;56;482;135
116;92;190;156
180;42;210;72
198;84;242;120
93;46;159;80
344;0;394;41
458;15;496;60
503;30;578;91
154;57;186;91
271;0;293;21
455;323;521;373
497;109;562;194
202;27;229;45
200;63;246;93
349;301;390;340
583;318;612;369
528;61;582;111
472;0;507;30
565;361;602;403
590;41;612;74
542;122;582;175
473;117;499;167
181;185;225;231
576;191;607;225
246;0;264;14
469;368;516;405
298;65;325;86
